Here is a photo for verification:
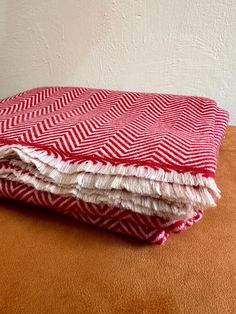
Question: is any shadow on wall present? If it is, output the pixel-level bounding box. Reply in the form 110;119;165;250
0;0;109;98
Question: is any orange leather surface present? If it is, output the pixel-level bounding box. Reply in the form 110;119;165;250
0;126;235;314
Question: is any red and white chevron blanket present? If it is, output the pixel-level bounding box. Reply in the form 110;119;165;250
0;87;228;244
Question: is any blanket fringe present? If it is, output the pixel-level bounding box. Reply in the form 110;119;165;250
0;145;220;191
0;173;194;220
1;160;217;207
0;145;221;218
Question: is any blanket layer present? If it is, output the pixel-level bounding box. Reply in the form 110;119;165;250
0;87;228;243
0;179;203;244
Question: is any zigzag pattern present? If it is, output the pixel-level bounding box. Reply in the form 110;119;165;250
0;87;228;243
0;87;229;175
0;179;202;244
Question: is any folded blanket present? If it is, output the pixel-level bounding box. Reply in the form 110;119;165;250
0;87;228;244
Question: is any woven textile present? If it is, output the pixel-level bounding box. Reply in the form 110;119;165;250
0;87;228;243
0;179;203;244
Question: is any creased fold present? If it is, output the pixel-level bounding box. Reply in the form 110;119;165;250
0;86;229;243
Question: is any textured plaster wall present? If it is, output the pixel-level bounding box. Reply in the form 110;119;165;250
0;0;235;123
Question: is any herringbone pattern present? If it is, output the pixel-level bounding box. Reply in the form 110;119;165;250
0;87;228;243
0;87;228;175
0;179;202;244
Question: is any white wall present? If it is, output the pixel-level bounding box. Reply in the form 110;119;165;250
0;0;235;123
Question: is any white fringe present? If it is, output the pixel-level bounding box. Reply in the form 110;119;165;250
1;172;194;220
0;144;221;219
1;159;217;207
0;145;220;191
